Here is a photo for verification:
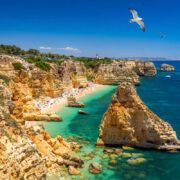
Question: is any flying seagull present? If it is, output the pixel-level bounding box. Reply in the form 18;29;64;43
161;33;167;38
128;8;145;32
158;32;167;38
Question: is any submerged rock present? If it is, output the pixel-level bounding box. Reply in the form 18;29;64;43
68;166;80;175
110;154;118;159
127;157;147;165
102;154;109;159
87;153;95;158
70;157;85;168
122;146;134;150
159;64;175;71
103;149;114;154
97;82;180;151
122;153;132;158
109;159;117;165
88;162;102;174
115;149;123;156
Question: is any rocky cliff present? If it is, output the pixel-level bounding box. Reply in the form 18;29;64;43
93;61;140;85
135;61;157;76
97;82;180;151
0;80;47;179
59;60;89;89
0;80;83;179
92;60;157;86
0;54;160;178
0;55;88;122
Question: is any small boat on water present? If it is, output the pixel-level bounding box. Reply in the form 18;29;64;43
165;75;171;78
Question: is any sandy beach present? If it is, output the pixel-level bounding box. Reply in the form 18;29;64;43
36;83;105;114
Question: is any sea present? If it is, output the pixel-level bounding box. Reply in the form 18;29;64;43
42;61;180;180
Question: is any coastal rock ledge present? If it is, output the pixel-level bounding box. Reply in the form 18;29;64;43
97;82;180;151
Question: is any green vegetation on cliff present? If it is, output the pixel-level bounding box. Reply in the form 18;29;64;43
0;44;114;70
0;44;25;55
24;56;52;71
0;74;10;85
12;62;23;70
74;57;113;68
0;44;69;60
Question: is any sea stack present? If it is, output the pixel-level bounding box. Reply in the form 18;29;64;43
159;64;175;71
97;82;180;151
135;61;157;76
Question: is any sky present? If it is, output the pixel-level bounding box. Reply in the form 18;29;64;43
0;0;180;58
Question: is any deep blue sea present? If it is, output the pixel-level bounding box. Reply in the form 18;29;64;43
44;61;180;180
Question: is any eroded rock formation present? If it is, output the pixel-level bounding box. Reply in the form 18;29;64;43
0;82;83;179
93;61;140;85
92;60;157;86
135;61;157;76
159;64;175;71
97;82;180;151
0;55;88;122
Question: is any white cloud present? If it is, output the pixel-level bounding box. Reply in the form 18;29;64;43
58;47;81;53
40;46;52;50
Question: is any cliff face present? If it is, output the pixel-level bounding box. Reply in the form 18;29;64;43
97;82;180;151
0;81;82;179
59;60;89;89
0;82;47;179
135;61;157;76
93;61;140;85
92;60;157;86
0;55;88;122
159;64;175;71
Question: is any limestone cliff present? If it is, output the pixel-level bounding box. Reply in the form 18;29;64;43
97;82;180;151
59;60;89;89
135;61;157;76
0;81;82;179
0;82;47;179
93;61;140;85
0;55;88;122
159;63;175;71
92;60;157;86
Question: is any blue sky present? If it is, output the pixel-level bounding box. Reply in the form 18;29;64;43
0;0;180;58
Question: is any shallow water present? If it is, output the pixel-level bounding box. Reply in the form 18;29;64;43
43;61;180;180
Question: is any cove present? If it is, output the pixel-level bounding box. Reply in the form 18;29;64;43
44;61;180;180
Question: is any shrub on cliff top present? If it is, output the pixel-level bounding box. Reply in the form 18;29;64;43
12;62;23;70
35;61;51;71
24;56;51;71
74;57;113;69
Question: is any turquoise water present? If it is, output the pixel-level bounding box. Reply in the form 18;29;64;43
43;61;180;180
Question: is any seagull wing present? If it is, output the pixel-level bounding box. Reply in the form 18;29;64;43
128;8;139;19
137;21;145;32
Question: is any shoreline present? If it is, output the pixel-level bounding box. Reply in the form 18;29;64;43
39;83;105;114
